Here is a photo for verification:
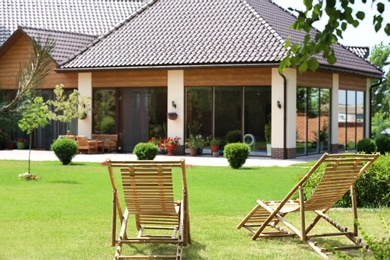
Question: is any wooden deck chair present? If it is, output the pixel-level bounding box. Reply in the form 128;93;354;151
106;159;191;260
237;153;379;259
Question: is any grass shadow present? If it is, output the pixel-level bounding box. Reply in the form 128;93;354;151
118;240;205;259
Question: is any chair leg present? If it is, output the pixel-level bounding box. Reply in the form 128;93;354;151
112;189;117;247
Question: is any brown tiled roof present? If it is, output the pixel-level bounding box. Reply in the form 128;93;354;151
13;27;97;65
63;0;287;68
62;0;383;78
0;0;144;46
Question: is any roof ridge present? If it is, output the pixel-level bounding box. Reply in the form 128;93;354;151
241;0;288;61
60;0;158;66
242;0;285;47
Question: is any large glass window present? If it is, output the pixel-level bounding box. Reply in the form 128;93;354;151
338;90;364;150
186;87;212;137
93;89;117;134
215;87;242;141
93;88;167;152
186;86;271;156
296;87;330;156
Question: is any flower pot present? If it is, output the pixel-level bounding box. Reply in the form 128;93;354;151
7;143;15;149
189;148;197;156
167;112;178;120
211;145;219;153
16;141;25;149
165;144;176;156
197;148;203;155
266;143;271;156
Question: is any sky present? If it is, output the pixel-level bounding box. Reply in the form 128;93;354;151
272;0;390;49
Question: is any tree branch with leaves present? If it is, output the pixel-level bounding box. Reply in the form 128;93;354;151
46;84;91;134
280;0;390;73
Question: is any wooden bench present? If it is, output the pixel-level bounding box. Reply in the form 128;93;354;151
91;134;118;153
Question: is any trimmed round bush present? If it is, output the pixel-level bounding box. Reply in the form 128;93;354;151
224;143;250;169
356;138;376;154
375;135;390;154
133;142;159;160
51;138;78;165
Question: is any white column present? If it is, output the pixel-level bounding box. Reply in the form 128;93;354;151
284;68;297;149
167;70;184;145
331;74;339;147
271;68;296;149
78;72;92;138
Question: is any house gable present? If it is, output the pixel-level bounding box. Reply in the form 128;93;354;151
0;32;77;89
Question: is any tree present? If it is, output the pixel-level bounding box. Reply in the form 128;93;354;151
370;42;390;114
369;42;390;136
0;38;54;113
0;38;53;146
280;0;390;73
18;95;49;173
46;84;91;134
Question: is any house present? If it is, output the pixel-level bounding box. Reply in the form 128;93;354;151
0;0;383;158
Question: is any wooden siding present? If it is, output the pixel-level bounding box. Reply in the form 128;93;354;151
92;70;167;87
0;34;77;89
184;67;272;86
339;74;367;91
297;70;333;88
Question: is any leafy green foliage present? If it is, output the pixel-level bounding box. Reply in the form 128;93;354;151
18;95;49;173
375;135;390;154
280;1;390;73
337;154;390;208
46;84;91;133
370;43;390;136
133;142;159;160
224;143;250;169
18;96;49;135
356;138;376;154
51;138;78;165
359;214;390;259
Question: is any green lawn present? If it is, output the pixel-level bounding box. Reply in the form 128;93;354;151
0;160;387;259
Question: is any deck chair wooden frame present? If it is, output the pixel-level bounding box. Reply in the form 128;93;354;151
106;159;191;260
237;153;379;259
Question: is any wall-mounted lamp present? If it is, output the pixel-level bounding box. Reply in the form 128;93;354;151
277;100;282;109
172;101;177;108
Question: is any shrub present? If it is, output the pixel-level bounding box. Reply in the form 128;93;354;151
51;138;78;165
133;142;158;160
376;135;390;154
356;138;376;154
295;154;390;208
224;143;250;169
336;153;390;208
225;130;241;143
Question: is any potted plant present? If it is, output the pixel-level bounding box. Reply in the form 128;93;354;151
6;138;16;149
16;137;26;149
160;137;180;156
264;122;271;156
210;138;220;156
186;134;199;156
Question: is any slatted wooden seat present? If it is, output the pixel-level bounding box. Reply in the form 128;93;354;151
237;153;379;259
106;159;191;260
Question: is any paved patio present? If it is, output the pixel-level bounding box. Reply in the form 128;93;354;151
0;149;322;167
